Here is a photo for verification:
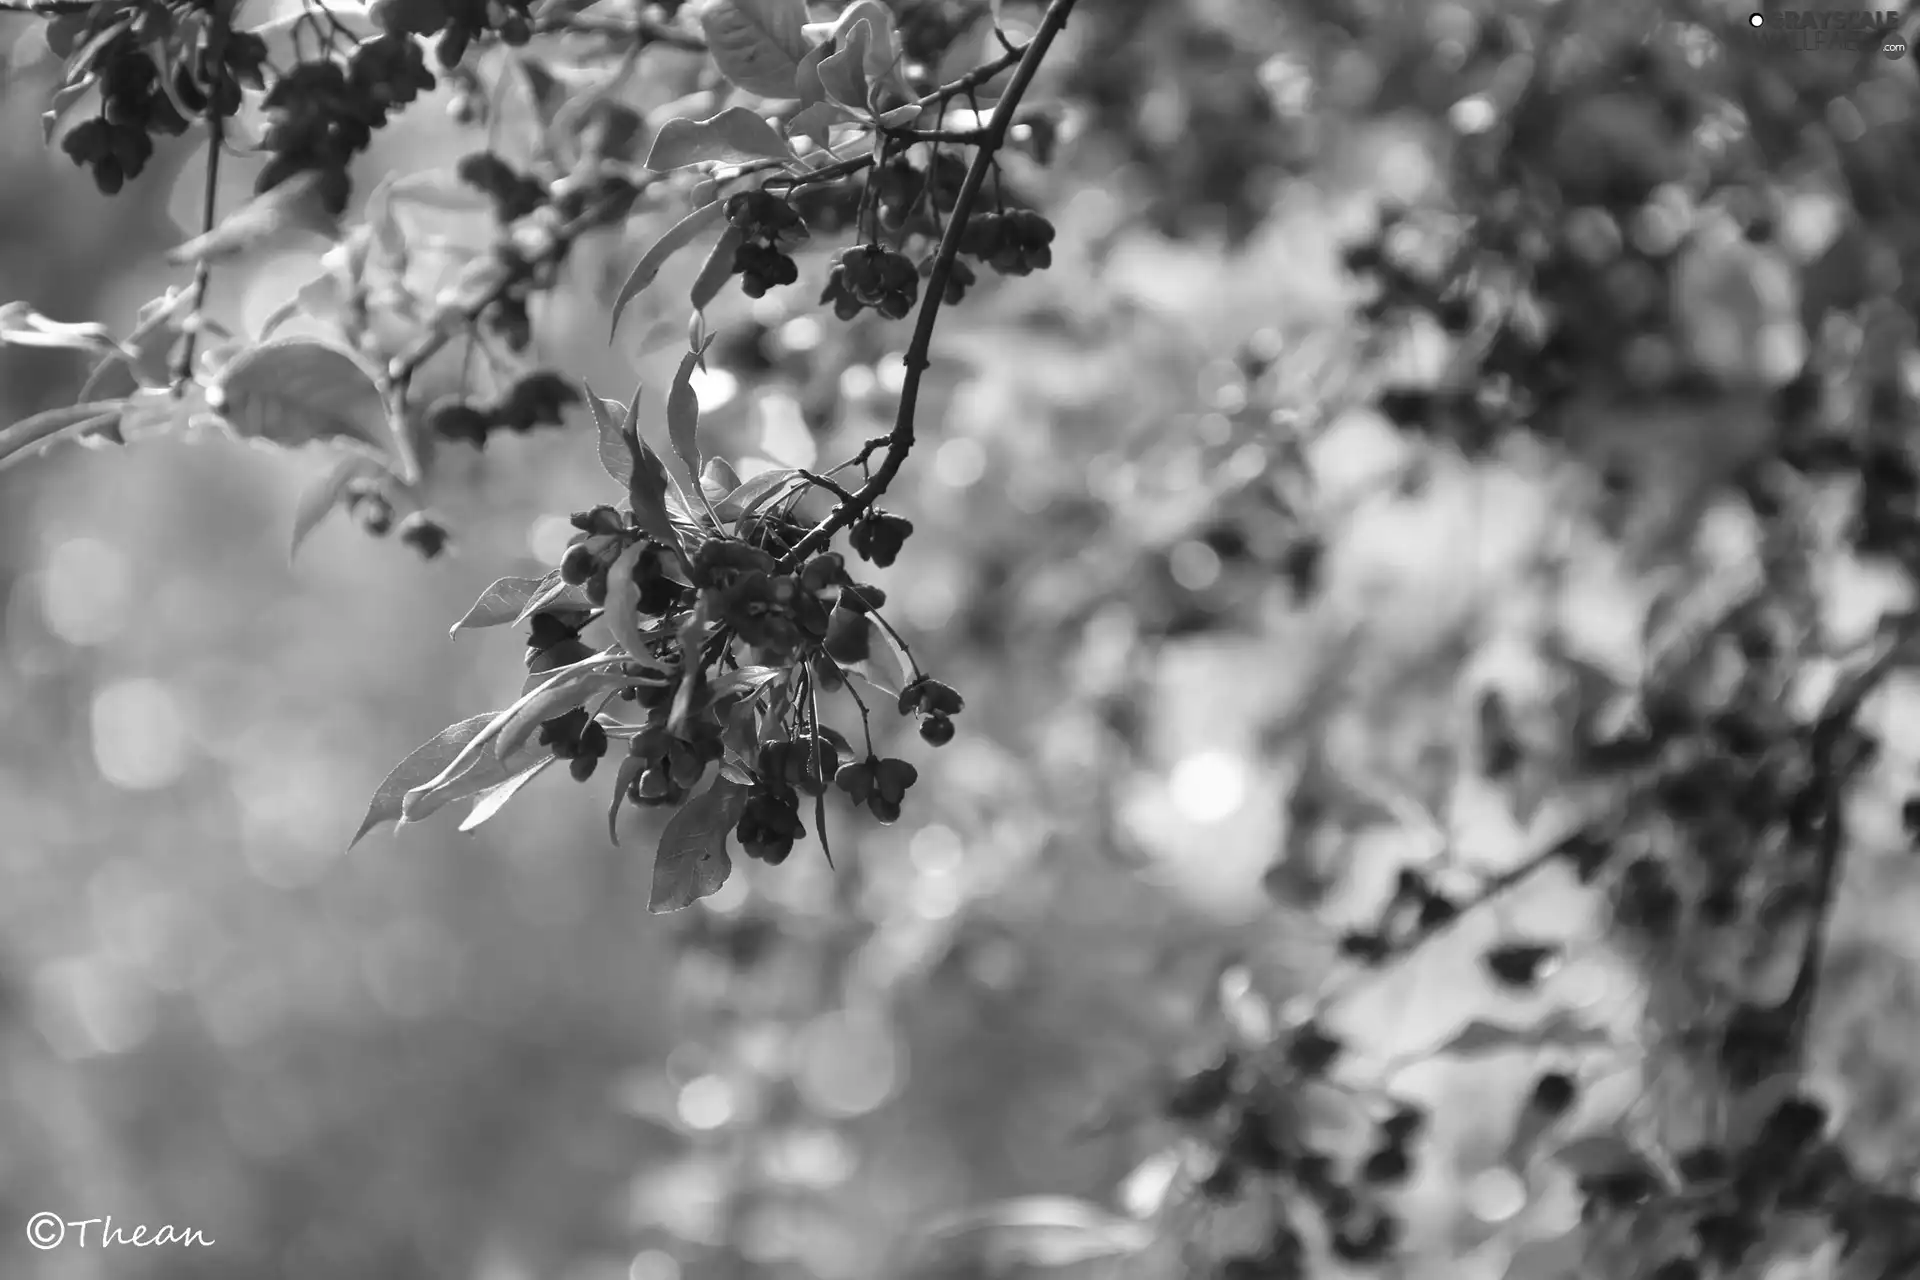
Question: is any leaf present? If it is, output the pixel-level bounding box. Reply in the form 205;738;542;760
718;466;802;524
583;382;634;486
649;777;750;912
208;338;410;474
805;2;906;88
290;454;382;563
626;399;691;552
702;456;741;500
876;103;923;128
165;169;343;267
42;79;98;144
601;543;654;668
459;757;556;832
691;225;746;313
786;102;853;149
1501;1228;1586;1280
514;571;590;626
817;20;873;114
452;576;549;637
610;200;724;340
696;0;812;99
667;348;705;488
609;754;648;844
1433;1010;1616;1059
494;663;630;763
400;655;619;821
708;665;783;704
0;400;128;473
351;713;497;848
920;1198;1155;1268
645;108;797;171
0;301;123;356
841;617;906;697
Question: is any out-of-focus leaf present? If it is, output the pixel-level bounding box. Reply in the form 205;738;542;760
645;107;797;171
696;0;811;98
41;79;97;143
690;224;745;313
1502;1228;1586;1280
920;1197;1156;1269
610;200;723;339
786;101;852;148
667;348;705;488
0;400;127;473
0;301;123;356
452;576;550;636
649;777;750;912
459;757;556;832
165;168;343;266
1433;1010;1616;1059
804;1;905;87
208;338;416;478
708;665;783;704
290;454;383;563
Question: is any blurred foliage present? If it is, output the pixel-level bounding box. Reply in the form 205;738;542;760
8;1;1920;1280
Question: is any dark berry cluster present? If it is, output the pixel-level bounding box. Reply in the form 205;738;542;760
257;37;437;215
396;511;451;559
625;722;725;808
524;607;595;676
736;779;807;864
368;0;535;63
822;245;920;321
835;755;917;823
456;151;549;223
556;507;688;614
848;510;912;567
1336;865;1460;967
725;190;808;298
426;372;580;448
898;676;963;748
955;209;1056;277
538;706;610;781
59;25;266;195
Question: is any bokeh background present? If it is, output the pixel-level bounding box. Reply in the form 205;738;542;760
7;2;1920;1279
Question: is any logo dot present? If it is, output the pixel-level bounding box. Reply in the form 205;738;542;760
1749;11;1765;25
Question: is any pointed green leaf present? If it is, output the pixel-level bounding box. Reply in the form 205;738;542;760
452;576;549;636
351;713;497;848
816;20;872;113
208;338;412;475
601;542;655;667
459;757;556;832
610;200;723;340
514;571;591;625
290;454;383;563
667;348;704;489
649;777;750;912
691;224;746;313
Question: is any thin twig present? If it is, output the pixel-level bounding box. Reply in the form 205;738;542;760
778;0;1080;571
173;95;225;391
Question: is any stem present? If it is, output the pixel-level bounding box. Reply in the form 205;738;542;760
173;85;226;391
779;0;1080;571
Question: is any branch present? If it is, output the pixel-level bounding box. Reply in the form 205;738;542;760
0;0;93;13
533;10;707;50
173;105;225;391
1778;611;1920;1064
779;0;1079;570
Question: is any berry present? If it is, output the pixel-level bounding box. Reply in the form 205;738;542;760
1756;1095;1828;1154
1286;1022;1343;1077
1339;930;1393;965
1380;1103;1425;1144
397;512;450;559
1484;941;1559;989
1361;1145;1411;1186
1675;1144;1728;1184
1528;1070;1578;1117
919;713;955;747
560;541;598;586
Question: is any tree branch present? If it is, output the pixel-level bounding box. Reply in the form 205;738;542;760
1779;611;1920;1066
779;0;1080;571
0;0;93;14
